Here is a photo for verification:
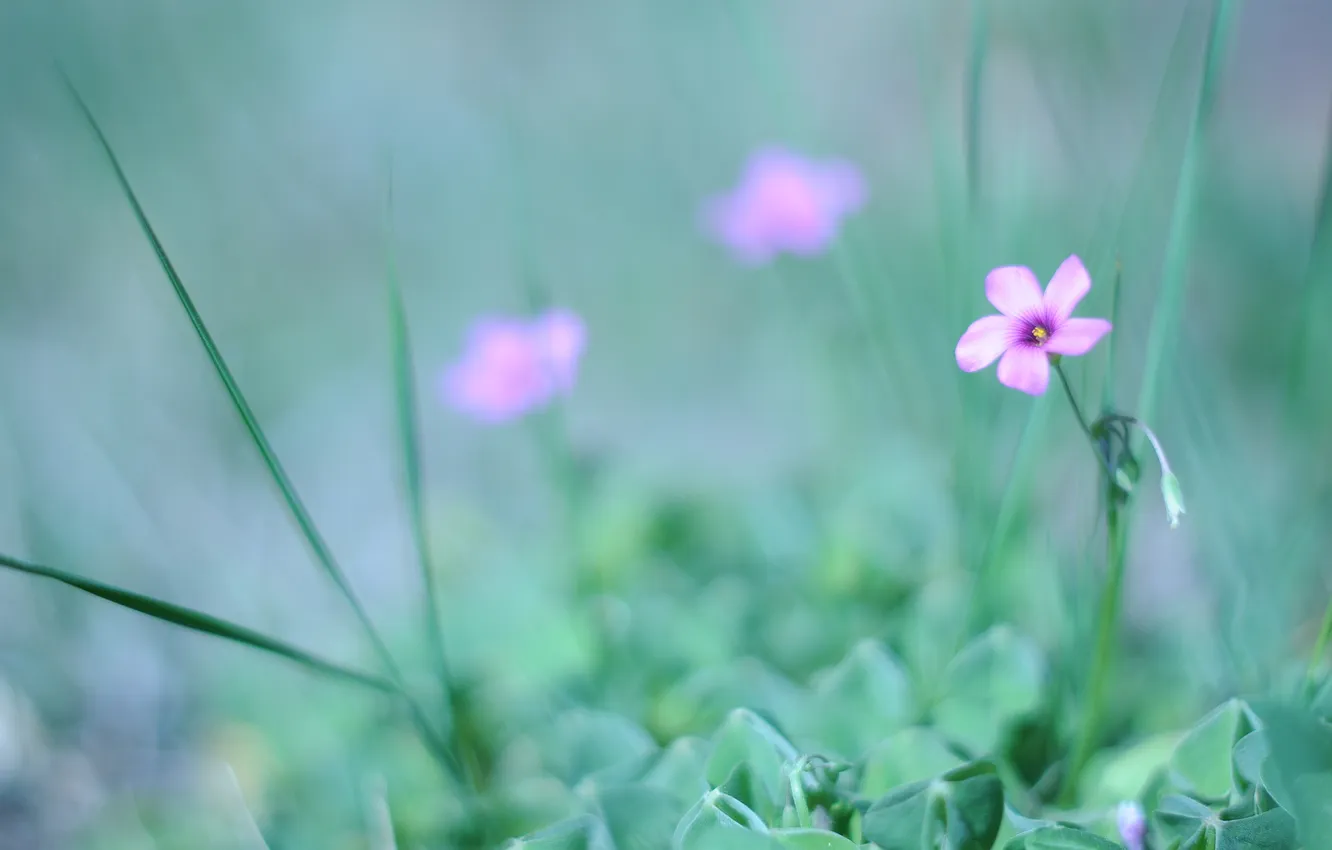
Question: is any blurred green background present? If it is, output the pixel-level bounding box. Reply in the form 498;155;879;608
1;0;1330;847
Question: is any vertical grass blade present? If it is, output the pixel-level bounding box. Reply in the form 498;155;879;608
382;177;468;775
59;73;462;779
964;0;989;207
1133;0;1240;433
1284;102;1332;418
0;553;395;693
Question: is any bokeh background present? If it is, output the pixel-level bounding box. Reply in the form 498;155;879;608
1;0;1330;847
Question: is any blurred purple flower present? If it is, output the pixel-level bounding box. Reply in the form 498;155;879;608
704;147;867;264
1116;800;1146;850
442;309;585;422
954;255;1112;395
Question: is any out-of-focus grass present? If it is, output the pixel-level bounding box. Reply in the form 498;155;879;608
0;0;1330;847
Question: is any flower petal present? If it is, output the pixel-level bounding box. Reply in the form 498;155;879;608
996;346;1050;395
1045;317;1112;356
955;315;1014;372
1043;255;1092;322
985;266;1045;317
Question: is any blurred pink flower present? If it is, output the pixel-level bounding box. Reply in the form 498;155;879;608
705;147;866;264
954;255;1112;395
442;309;585;422
1116;801;1146;850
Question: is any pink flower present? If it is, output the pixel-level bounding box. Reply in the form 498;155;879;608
1116;801;1146;850
954;255;1112;395
704;147;866;264
442;309;585;422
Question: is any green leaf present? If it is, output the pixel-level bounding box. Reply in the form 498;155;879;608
1248;700;1332;843
1169;698;1256;802
547;710;657;786
859;727;963;798
705;709;799;818
862;760;1003;850
595;784;685;850
933;626;1046;755
810;639;915;758
1231;730;1268;791
1154;794;1296;850
642;737;712;804
768;828;859;850
1081;732;1179;807
1214;808;1299;850
0;553;393;693
673;793;779;850
1001;824;1121;849
860;779;933;850
511;815;614;850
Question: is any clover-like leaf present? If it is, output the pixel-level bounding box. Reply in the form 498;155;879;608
1001;824;1121;849
933;626;1046;755
1155;794;1299;850
1169;699;1257;802
595;784;688;850
769;828;860;850
705;709;800;821
546;709;658;786
810;639;915;758
1248;699;1332;844
859;727;963;798
509;815;614;850
862;760;1004;850
642;736;712;805
673;792;779;850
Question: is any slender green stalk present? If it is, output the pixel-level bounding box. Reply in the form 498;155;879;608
60;75;462;780
1284;104;1332;418
1133;0;1239;438
0;553;394;693
1101;260;1123;414
964;0;989;206
1061;499;1128;805
1306;598;1332;699
383;180;450;690
382;180;475;785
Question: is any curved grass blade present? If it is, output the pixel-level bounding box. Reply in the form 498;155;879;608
57;74;385;662
58;72;463;780
0;553;394;693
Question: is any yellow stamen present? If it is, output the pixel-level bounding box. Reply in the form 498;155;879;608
1031;326;1048;344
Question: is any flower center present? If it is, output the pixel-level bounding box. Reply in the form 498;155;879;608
1030;325;1049;346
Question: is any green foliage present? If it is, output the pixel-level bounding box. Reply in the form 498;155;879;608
9;3;1332;849
1002;825;1122;849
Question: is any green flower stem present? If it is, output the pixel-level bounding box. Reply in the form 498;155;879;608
1052;358;1130;805
1306;597;1332;698
1061;498;1127;805
1053;359;1114;480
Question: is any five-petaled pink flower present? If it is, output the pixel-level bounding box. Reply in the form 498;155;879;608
704;147;866;265
955;255;1112;395
442;309;585;422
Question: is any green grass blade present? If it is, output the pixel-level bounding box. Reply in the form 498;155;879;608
0;553;394;693
964;0;989;206
59;76;366;627
382;179;453;707
1284;104;1332;417
60;74;463;780
1133;0;1240;432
